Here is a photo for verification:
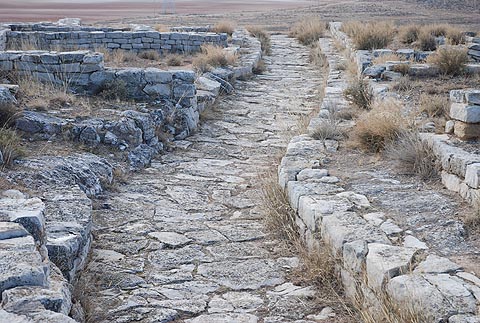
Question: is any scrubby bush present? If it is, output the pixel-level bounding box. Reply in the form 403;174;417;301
312;119;345;141
446;27;466;45
98;80;128;100
427;46;468;76
253;60;267;74
290;18;326;46
350;99;406;152
342;21;394;50
192;44;237;73
246;26;271;55
424;24;448;37
0;128;23;167
417;31;437;51
344;79;374;110
418;93;449;117
392;76;414;92
138;50;160;61
166;54;183;66
399;24;421;44
385;131;440;181
0;102;20;127
213;20;236;36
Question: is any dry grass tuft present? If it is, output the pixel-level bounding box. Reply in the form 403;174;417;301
154;24;169;32
192;44;237;73
424;24;448;37
260;167;299;242
344;79;373;110
138;50;160;61
427;46;468;76
312;118;345;141
213;20;236;36
97;80;128;101
446;27;466;45
0;128;23;167
417;31;437;51
290;17;326;46
418;93;449;118
465;209;480;235
165;54;183;66
392;76;414;92
0;102;21;128
246;25;272;55
398;24;421;44
309;43;327;67
385;131;440;181
350;99;407;153
104;49;139;64
253;59;267;75
342;21;394;50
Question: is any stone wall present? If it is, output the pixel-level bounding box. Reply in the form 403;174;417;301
0;29;7;51
278;35;480;322
5;29;227;53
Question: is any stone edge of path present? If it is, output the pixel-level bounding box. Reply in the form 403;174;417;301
0;28;262;321
277;32;480;322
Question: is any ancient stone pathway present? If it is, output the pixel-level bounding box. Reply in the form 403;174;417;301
79;35;327;323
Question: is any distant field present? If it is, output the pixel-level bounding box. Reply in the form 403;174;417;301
0;0;312;23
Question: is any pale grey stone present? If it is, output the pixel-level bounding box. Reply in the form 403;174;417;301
362;212;385;226
449;315;480;323
336;191;370;209
196;76;221;96
425;274;477;313
343;240;368;273
148;231;192;247
465;163;480;189
450;103;480;123
0;222;29;240
379;219;403;236
143;83;171;97
414;255;461;274
186;313;258;323
366;243;417;290
403;235;428;249
296;169;329;181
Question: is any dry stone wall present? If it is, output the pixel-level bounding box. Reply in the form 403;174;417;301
277;33;480;322
5;29;227;53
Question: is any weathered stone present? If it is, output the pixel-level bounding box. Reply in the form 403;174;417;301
196;76;221;96
186;313;258;323
450;89;480;105
454;121;480;140
414;254;461;274
0;222;29;240
128;144;157;170
148;231;192;248
403;235;428;249
465;163;480;188
15;111;67;136
450;103;480;123
143;83;171;97
109;117;143;147
366;243;417;290
449;315;480;323
343;240;368;273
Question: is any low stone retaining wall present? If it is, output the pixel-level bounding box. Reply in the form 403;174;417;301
278;36;480;322
5;29;227;54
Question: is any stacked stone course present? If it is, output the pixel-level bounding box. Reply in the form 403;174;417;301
450;89;480;140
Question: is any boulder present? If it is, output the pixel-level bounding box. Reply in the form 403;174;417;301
15;111;67;137
128;144;157;170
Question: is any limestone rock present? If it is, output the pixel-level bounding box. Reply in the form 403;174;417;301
15;111;67;137
414;254;461;274
366;243;417;290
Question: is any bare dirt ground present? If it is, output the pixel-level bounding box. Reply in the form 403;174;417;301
2;0;480;31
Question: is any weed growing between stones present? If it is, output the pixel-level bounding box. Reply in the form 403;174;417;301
246;26;272;55
427;46;469;76
252;59;267;74
97;79;128;101
385;131;441;181
343;79;373;110
392;76;414;93
138;50;161;61
165;54;183;66
465;209;480;235
289;17;326;46
309;43;328;67
417;30;437;51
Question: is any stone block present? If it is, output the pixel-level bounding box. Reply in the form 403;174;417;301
143;84;171;97
366;243;417;291
0;222;29;240
408;64;440;77
322;213;390;254
287;181;343;211
450;89;480;105
414;254;461;274
450;102;480;123
465;163;480;188
343;240;368;273
442;171;462;192
144;68;172;83
454;121;480;140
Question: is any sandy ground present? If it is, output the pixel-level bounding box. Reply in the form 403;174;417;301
0;0;312;23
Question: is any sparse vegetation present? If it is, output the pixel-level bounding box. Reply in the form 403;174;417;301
391;63;410;76
385;131;440;181
427;46;468;76
253;59;267;74
246;25;272;55
290;17;326;46
192;44;237;73
344;79;374;110
154;24;169;32
372;53;403;65
465;209;480;234
342;21;394;50
418;93;449;118
417;31;437;51
424;24;448;37
165;54;183;66
0;127;23;167
97;79;128;101
213;20;236;36
0;102;20;127
399;24;421;44
350;99;407;152
312;118;345;141
138;50;160;61
392;76;414;92
446;27;466;45
309;43;327;67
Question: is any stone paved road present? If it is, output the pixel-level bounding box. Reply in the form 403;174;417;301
79;35;328;323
